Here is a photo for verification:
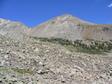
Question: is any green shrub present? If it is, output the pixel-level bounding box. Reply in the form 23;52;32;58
32;37;112;54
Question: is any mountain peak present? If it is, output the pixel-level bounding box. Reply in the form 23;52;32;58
51;14;94;25
59;14;74;18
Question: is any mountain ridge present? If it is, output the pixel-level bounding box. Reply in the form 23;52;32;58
0;14;112;41
1;14;112;28
29;14;112;41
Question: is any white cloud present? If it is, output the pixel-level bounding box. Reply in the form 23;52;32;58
108;3;112;8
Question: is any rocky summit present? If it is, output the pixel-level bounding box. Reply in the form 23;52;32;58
0;14;112;84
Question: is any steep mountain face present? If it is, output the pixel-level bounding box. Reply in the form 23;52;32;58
0;18;29;41
81;25;112;40
30;14;112;41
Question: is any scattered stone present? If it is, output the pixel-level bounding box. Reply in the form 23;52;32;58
0;34;112;84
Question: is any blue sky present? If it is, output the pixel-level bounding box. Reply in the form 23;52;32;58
0;0;112;27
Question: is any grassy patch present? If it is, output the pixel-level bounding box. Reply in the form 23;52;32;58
0;67;10;71
32;37;112;54
11;68;33;75
0;67;33;75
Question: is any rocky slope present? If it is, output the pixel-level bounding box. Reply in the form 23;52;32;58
0;35;112;84
30;14;112;41
0;14;112;84
0;18;29;41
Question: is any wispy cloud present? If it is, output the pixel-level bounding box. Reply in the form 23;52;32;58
108;3;112;8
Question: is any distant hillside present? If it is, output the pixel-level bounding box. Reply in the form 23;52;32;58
0;18;29;41
29;14;112;41
0;14;112;41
